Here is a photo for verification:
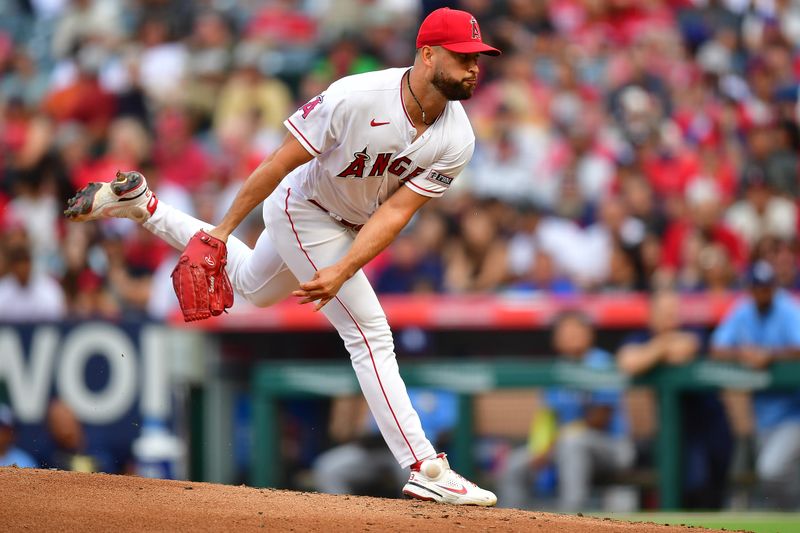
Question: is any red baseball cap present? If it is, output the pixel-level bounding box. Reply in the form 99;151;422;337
416;8;501;56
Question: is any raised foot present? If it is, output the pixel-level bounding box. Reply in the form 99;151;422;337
63;170;155;222
64;183;103;219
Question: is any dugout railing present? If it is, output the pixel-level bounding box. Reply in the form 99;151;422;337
250;359;800;510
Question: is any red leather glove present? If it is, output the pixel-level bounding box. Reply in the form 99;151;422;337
171;230;234;322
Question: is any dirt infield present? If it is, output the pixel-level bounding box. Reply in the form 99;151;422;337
0;467;730;532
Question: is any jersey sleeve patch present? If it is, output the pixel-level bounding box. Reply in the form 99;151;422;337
425;171;454;188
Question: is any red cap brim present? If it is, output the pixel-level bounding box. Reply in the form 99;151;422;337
442;41;501;56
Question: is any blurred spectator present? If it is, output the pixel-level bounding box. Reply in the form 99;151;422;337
129;0;196;41
585;195;647;291
46;45;117;132
59;223;119;319
765;121;800;197
603;243;641;292
497;311;634;511
43;399;124;474
695;242;738;293
313;396;405;497
506;201;599;290
213;41;293;143
724;169;797;249
562;123;616;211
314;0;418;46
312;37;382;82
0;404;38;468
0;239;65;322
244;0;317;46
50;0;125;60
133;16;189;105
2;97;54;186
619;173;668;237
636;123;702;201
103;226;171;318
608;42;672;146
375;210;446;294
551;163;589;223
771;238;800;291
468;113;557;207
711;260;800;509
71;117;151;190
660;178;747;286
152;107;212;192
0;49;50;109
182;10;235;130
3;107;63;266
618;290;733;509
740;123;799;199
504;248;576;295
444;204;508;293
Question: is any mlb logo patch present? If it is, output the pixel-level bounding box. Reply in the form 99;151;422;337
426;171;453;187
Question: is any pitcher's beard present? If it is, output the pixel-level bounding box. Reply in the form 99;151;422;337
432;69;475;100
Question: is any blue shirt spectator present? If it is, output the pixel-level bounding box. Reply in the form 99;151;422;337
497;311;635;511
712;288;800;432
543;347;627;437
711;260;800;509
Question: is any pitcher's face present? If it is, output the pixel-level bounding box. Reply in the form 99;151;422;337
431;48;480;100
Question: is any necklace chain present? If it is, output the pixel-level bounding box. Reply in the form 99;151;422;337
406;69;433;126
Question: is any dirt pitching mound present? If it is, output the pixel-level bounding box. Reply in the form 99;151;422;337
0;467;726;532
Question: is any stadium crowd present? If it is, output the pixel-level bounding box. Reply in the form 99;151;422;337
1;0;800;318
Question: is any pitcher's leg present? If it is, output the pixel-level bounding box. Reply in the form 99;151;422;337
144;201;297;307
324;272;437;466
267;187;435;467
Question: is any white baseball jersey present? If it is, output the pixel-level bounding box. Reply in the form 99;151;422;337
145;68;480;471
283;67;475;225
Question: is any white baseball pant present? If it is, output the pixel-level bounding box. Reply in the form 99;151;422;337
143;179;437;468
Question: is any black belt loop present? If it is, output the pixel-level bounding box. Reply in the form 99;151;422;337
307;199;364;232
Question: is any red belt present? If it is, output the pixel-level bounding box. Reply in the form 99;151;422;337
307;199;364;232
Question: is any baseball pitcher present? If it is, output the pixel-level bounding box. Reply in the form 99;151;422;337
65;7;500;506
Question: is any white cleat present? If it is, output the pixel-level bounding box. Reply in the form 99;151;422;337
64;170;157;223
403;453;497;506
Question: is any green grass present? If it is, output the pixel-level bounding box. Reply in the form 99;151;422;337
603;513;800;533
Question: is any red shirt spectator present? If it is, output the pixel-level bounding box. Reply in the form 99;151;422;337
152;110;212;192
43;71;115;136
641;147;701;198
661;221;747;273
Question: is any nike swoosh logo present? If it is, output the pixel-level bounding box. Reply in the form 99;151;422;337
435;483;468;495
370;119;390;127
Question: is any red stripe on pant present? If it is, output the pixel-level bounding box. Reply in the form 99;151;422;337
283;187;419;463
